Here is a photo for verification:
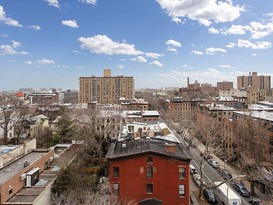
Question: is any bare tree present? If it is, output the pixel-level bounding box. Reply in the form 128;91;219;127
0;96;20;144
233;113;272;196
71;109;120;161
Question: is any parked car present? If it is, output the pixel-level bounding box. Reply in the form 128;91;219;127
203;188;217;204
249;197;262;205
192;174;206;187
190;164;197;175
219;169;232;180
232;183;250;197
207;159;220;169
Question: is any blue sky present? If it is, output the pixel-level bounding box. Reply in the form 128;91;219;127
1;0;273;90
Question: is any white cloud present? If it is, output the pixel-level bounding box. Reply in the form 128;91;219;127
206;47;226;55
78;35;143;56
118;65;125;69
165;39;181;52
78;35;162;58
11;40;21;48
1;45;18;55
150;60;163;67
8;59;15;63
208;27;219;34
0;5;23;27
131;56;147;63
219;64;231;69
156;0;244;26
79;0;97;5
249;21;273;39
226;42;235;48
172;17;182;23
25;61;33;65
145;52;163;59
37;58;55;65
167;47;177;52
191;50;204;55
45;0;60;8
221;21;273;39
237;39;272;49
62;20;79;28
28;25;41;30
0;41;28;55
226;24;247;34
165;39;181;48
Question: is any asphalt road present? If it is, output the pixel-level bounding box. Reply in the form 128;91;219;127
190;144;251;205
174;131;251;205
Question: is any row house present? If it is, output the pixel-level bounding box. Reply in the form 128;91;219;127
106;139;192;205
233;111;273;163
169;97;205;113
120;98;150;111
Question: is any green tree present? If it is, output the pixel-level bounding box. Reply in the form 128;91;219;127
54;118;75;143
51;166;77;196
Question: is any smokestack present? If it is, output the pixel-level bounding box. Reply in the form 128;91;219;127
187;77;189;87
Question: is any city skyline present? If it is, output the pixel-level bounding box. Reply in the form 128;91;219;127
1;0;273;90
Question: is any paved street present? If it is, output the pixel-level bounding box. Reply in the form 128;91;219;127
175;129;273;205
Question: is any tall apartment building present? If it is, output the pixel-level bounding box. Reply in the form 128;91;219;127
237;72;271;95
217;81;233;91
79;69;134;104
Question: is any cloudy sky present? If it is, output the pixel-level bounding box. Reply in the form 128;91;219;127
1;0;273;90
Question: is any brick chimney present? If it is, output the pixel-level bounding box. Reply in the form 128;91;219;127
164;143;176;154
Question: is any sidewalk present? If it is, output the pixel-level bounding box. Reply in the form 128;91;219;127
194;137;273;205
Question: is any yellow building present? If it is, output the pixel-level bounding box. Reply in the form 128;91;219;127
79;69;134;104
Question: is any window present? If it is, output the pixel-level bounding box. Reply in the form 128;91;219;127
179;185;185;197
179;167;185;178
146;156;153;163
113;167;119;178
8;187;13;195
146;183;153;194
146;167;153;178
113;183;119;196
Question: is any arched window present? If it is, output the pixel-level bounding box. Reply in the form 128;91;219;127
146;156;153;163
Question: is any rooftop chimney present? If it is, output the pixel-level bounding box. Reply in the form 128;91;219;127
164;143;176;154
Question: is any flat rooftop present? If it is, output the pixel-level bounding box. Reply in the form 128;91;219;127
0;151;48;184
5;144;79;204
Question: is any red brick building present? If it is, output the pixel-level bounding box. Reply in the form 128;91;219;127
106;139;192;205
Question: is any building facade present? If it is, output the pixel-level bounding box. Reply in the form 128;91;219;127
79;69;134;104
237;72;271;95
247;88;266;104
217;81;233;91
106;139;192;205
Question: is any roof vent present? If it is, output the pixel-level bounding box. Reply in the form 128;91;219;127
24;160;30;168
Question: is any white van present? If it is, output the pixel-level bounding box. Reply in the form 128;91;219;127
190;164;197;174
